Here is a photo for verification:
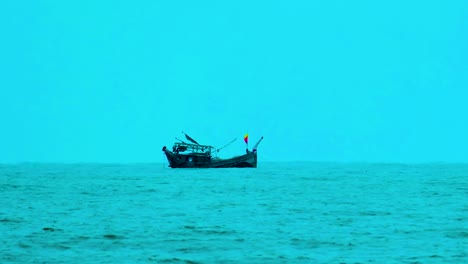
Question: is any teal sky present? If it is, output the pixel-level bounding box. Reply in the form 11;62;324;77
1;0;467;163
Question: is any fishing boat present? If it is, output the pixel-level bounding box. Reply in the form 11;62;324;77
162;133;263;168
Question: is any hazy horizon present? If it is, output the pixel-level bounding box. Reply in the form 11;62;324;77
2;160;467;166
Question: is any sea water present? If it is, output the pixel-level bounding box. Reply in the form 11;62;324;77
1;162;466;263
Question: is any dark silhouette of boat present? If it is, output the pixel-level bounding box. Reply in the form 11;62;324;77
162;133;263;168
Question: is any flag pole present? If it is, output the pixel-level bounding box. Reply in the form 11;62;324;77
244;133;249;153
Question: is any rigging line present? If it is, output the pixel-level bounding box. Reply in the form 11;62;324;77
175;137;187;144
216;138;238;152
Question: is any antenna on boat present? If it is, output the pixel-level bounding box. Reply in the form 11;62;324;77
216;138;237;152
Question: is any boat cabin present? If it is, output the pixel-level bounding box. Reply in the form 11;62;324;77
172;142;215;164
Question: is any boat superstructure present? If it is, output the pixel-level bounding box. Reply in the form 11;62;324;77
162;133;263;168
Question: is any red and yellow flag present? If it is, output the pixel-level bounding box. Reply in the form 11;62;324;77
244;133;249;144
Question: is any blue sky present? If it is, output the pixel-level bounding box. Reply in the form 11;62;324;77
1;0;467;163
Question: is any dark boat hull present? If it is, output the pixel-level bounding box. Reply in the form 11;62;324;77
162;147;257;168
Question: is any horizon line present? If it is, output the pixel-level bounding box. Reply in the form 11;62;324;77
1;160;467;165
